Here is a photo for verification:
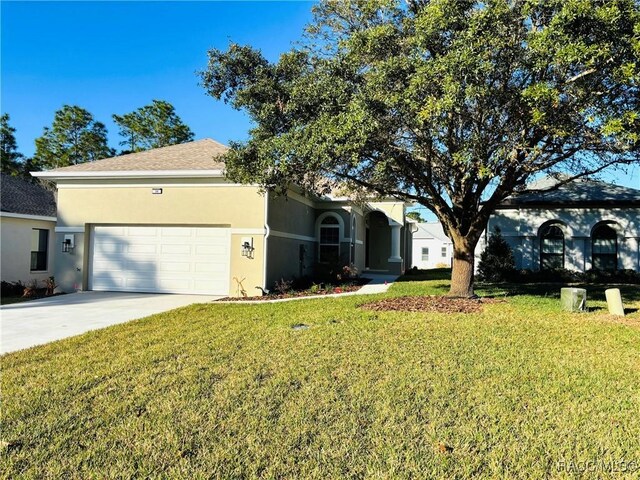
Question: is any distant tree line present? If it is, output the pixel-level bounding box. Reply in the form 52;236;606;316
1;100;194;180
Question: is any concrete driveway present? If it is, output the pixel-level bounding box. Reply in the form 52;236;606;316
1;292;220;354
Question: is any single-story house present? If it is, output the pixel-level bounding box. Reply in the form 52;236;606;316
1;174;57;285
477;176;640;272
34;139;411;297
410;221;453;269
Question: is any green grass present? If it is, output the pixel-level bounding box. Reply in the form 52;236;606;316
0;295;30;305
2;272;639;478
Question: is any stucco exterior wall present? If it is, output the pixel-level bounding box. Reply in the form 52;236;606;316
268;193;315;237
265;237;316;289
369;201;405;225
1;216;56;285
56;181;265;228
412;237;453;269
54;180;267;295
476;206;640;272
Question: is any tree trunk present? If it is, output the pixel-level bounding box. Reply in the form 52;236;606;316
449;244;476;298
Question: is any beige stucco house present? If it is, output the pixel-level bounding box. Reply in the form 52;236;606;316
1;174;57;285
33;139;411;297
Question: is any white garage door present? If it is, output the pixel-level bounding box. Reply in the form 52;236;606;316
90;226;230;295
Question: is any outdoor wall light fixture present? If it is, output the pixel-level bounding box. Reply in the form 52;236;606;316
241;237;254;259
62;234;75;253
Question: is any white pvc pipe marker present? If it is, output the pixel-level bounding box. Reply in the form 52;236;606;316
605;288;625;316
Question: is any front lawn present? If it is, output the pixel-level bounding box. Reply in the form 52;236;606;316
2;273;639;478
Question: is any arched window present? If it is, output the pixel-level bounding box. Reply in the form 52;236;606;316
540;225;564;270
319;215;341;263
592;224;617;271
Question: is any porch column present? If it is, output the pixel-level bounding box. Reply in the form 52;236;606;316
389;224;402;261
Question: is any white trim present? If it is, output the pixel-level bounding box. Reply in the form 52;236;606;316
315;211;350;243
262;195;270;292
55;226;85;233
230;228;266;235
355;239;364;245
283;190;317;208
56;182;255;189
0;212;56;222
32;169;225;180
270;230;316;242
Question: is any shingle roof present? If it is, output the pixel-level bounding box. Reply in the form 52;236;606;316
413;222;451;241
501;176;640;207
1;174;57;217
38;139;228;173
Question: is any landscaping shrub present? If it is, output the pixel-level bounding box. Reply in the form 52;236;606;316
273;278;294;295
477;228;516;282
509;268;640;284
1;280;24;297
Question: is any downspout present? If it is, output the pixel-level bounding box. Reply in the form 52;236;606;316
262;191;270;293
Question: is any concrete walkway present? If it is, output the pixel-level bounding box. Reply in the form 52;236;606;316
217;273;398;304
1;292;219;354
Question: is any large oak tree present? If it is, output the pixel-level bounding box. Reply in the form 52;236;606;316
200;0;639;297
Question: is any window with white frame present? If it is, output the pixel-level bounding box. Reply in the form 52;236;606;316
319;215;341;263
441;246;447;257
592;224;617;271
421;247;429;262
540;225;564;270
31;229;49;271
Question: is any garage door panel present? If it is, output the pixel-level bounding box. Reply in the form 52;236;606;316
128;227;158;236
158;262;192;273
160;244;192;254
92;274;125;289
91;226;230;295
160;227;193;237
196;244;227;255
125;277;157;290
94;242;125;254
95;226;126;237
127;244;158;254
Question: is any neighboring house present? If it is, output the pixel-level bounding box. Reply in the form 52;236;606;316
411;221;453;269
34;139;410;297
1;174;57;285
477;176;640;272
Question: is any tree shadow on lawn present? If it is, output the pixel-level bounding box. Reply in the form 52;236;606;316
398;269;640;304
478;282;640;303
398;268;452;282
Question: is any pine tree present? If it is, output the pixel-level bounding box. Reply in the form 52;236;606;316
113;100;194;153
477;228;516;282
0;114;24;176
34;105;113;169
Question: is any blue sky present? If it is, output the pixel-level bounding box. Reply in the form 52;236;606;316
2;1;314;154
2;0;638;197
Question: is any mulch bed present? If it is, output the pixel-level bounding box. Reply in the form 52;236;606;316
360;295;504;313
217;279;370;302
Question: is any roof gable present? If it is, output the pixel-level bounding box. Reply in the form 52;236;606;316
33;139;228;176
413;222;450;241
501;176;640;207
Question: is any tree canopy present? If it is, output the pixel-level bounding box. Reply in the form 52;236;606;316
34;105;112;169
0;114;24;176
200;0;640;297
406;211;425;223
113;100;194;153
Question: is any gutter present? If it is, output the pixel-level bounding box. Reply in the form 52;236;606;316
262;192;271;293
31;169;226;180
